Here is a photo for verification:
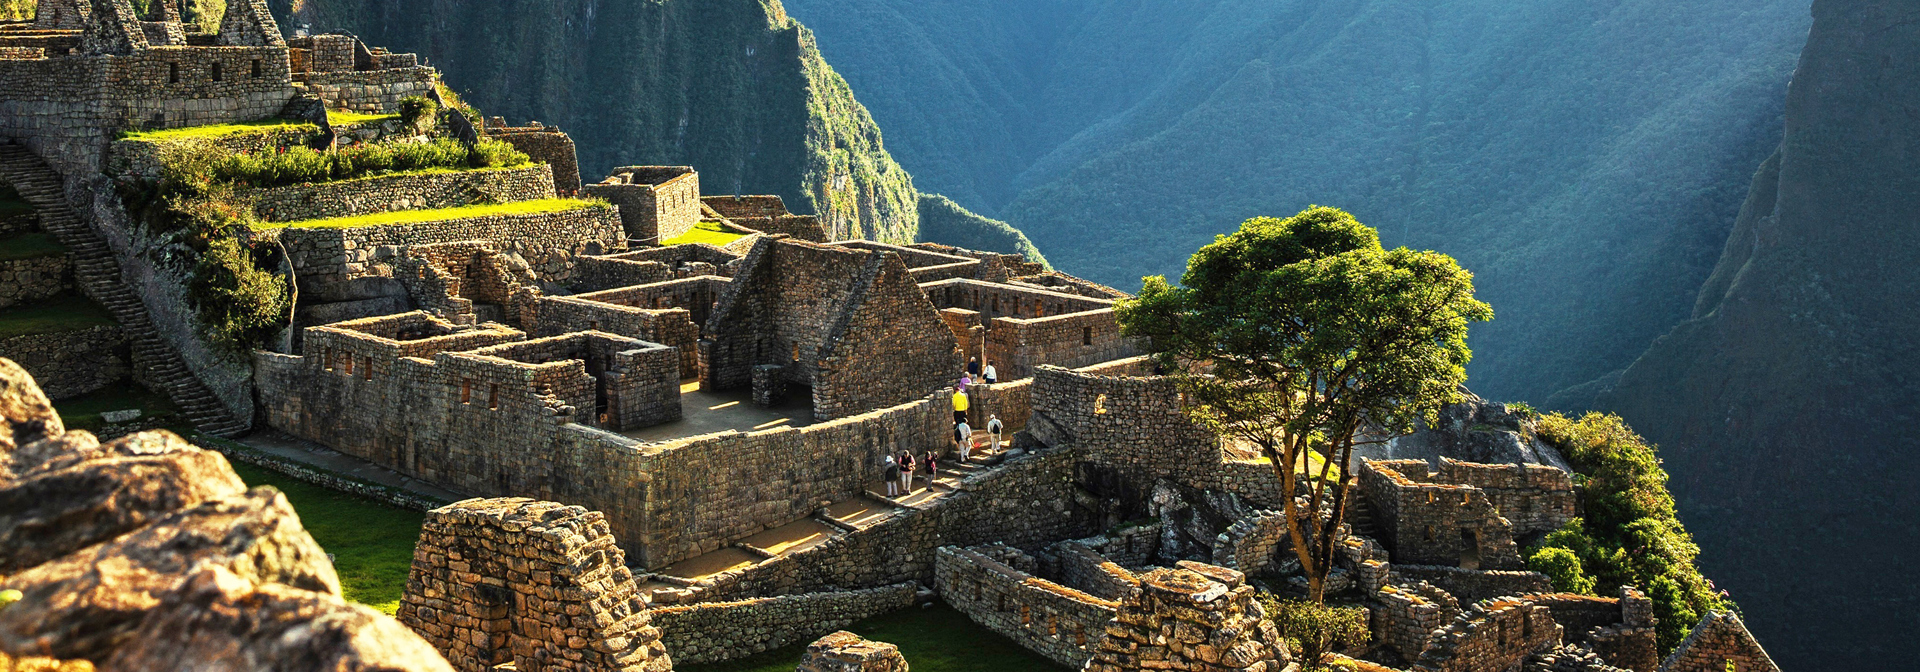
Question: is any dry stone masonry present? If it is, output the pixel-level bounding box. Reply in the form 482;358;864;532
1084;563;1289;672
794;631;909;672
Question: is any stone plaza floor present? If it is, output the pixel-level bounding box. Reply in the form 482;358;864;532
620;380;818;443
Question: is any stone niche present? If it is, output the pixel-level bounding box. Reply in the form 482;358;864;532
397;497;672;672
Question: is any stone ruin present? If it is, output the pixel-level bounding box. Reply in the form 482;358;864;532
1084;562;1288;672
398;498;670;672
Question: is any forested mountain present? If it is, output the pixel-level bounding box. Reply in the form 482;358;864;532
783;0;1813;407
1597;0;1920;667
271;0;924;242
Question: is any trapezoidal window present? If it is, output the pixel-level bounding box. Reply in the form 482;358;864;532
363;356;373;380
210;62;222;82
250;59;263;78
167;62;180;84
460;380;472;403
1083;326;1093;346
1459;529;1481;570
488;384;500;410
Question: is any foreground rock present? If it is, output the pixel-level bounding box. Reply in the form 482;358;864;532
0;356;451;669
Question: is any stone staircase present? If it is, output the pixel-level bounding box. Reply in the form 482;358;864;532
0;145;249;437
1345;484;1380;540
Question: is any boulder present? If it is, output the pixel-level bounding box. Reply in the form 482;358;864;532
0;358;61;458
0;488;340;661
795;631;909;672
99;566;455;672
0;434;246;573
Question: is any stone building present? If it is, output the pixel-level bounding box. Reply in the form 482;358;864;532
703;193;827;241
584;166;702;244
702;237;961;420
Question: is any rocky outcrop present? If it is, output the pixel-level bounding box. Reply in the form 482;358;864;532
0;356;452;670
1596;1;1920;667
1373;389;1569;470
794;631;909;672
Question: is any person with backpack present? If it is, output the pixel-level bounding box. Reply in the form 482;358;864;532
955;419;973;462
985;414;1004;451
883;454;900;497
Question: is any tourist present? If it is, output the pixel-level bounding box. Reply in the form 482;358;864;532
967;356;981;377
951;385;969;424
925;449;939;486
955;419;973;462
883;454;900;497
899;450;917;494
958;371;973;391
986;413;1004;451
982;360;997;384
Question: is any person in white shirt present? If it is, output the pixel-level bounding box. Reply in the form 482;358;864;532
985;414;1004;452
982;361;997;384
955;420;972;462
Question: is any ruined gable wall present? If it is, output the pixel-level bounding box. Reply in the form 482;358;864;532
934;545;1121;668
1659;612;1778;672
813;252;960;420
700;240;872;396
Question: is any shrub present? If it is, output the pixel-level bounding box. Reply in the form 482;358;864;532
1527;546;1596;594
196;138;531;190
1530;412;1731;651
1262;596;1369;670
188;234;289;352
398;96;440;133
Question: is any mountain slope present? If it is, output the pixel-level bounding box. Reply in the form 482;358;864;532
1598;0;1920;667
784;0;1811;404
274;0;919;242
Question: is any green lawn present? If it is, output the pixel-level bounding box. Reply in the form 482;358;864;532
329;111;402;126
0;293;117;339
0;232;66;261
53;380;180;434
680;602;1066;672
0;182;32;217
257;198;606;230
225;460;426;614
663;220;748;247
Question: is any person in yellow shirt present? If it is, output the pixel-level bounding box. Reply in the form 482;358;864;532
951;385;969;424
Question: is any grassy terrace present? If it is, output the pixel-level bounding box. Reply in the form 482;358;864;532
115;111;400;142
0;293;116;339
0;232;65;261
256;198;605;230
663;220;748;246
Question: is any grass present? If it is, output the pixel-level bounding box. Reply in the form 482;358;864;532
52;379;181;433
0;232;65;261
225;460;426;614
679;602;1067;672
329;111;402;126
0;293;117;339
118;118;318;142
255;198;605;230
0;182;31;216
663;220;748;246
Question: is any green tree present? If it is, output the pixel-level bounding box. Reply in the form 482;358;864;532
1262;596;1370;670
1117;206;1492;603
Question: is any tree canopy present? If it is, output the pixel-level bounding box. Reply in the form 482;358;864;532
1117;206;1492;601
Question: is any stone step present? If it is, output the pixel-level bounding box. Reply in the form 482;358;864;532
0;145;247;438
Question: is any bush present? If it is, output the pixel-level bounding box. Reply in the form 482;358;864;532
1527;546;1596;594
1262;597;1369;670
398;96;440;133
189;138;531;191
188;234;289;352
1530;412;1731;651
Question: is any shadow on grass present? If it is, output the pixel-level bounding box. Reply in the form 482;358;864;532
679;601;1067;672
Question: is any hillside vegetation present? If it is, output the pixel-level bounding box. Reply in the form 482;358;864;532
272;0;922;243
784;0;1813;407
915;193;1049;268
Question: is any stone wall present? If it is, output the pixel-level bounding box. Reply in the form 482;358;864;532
0;324;126;398
796;632;909;672
1053;540;1141;602
921;278;1137;379
567;255;673;292
396;498;670;672
1375;581;1462;659
1411;597;1565;672
246;165;555;222
1358;459;1524;570
489;127;581;193
297;66;435;113
1390;565;1553;605
607;243;741;277
534;294;700;378
934;544;1121;668
1083;563;1288;672
650;583;915;664
1434;457;1576;536
583;166;699;244
0;251;69;308
1028;365;1222;509
1210;508;1289;576
265;202;623;292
